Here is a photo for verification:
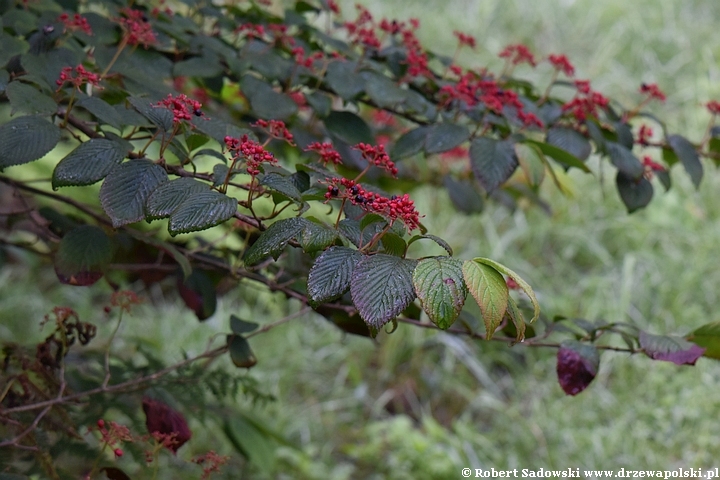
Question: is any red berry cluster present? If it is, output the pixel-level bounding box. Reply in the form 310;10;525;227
291;47;325;69
707;100;720;115
562;80;609;121
548;54;575;77
94;419;133;458
306;142;342;165
118;8;156;47
251;119;295;145
225;135;278;176
192;451;231;480
453;30;476;49
637;124;653;145
499;44;537;67
55;65;100;90
354;143;398;176
640;83;666;102
642;155;666;179
58;13;92;35
157;94;203;124
326;0;340;14
234;23;265;40
324;178;421;231
342;5;381;49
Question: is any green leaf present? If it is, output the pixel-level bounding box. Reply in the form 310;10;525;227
413;257;467;329
227;335;257;368
515;142;546;188
77;97;124;130
614;122;634;149
305;91;332;117
616;171;653;213
173;54;223;78
546;127;592;161
667;134;702;188
168;191;237;236
178;269;217;320
290;171;311;193
145;178;210;220
230;315;259;334
526;139;591;172
639;331;705;365
325;111;374;145
380;232;406;257
260;172;303;203
469;137;518;193
0;34;28;68
127;96;174;132
688;322;720;360
0;115;61;170
248;89;298;121
325;61;365;100
362;71;407;108
607;142;644;179
505;296;526;343
99;160;168;227
473;257;540;325
243;217;307;265
391;126;428;160
338;218;375;247
442;176;484;214
52;139;127;189
424;123;469;154
298;220;338;253
6;81;57;116
461;259;509;339
54;225;114;286
192;116;253;144
407;234;453;256
350;254;417;328
308;246;363;304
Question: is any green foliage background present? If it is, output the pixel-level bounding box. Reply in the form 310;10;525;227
3;0;720;477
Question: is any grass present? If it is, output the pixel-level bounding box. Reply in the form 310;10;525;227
4;0;720;477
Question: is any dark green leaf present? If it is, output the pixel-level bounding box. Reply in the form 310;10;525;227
6;81;56;115
305;91;332;117
407;234;453;256
526;139;591;172
290;170;311;193
243;217;307;265
462;259;508;339
380;232;406;257
308;246;362;304
168;191;237;236
173;54;223;78
298;220;338;253
230;315;259;334
145;178;210;220
362;71;406;108
325;61;365;100
99;160;168;227
325;111;374;145
413;257;467;329
616;171;652;213
248;89;298;120
442;176;484;214
350;254;417;328
667;134;702;188
546;127;591;161
391;126;428;160
614;122;634;149
54;225;114;286
607;142;644;179
178;269;217;320
192;116;253;144
424;123;469;155
128;96;174;132
0;34;28;68
77;97;124;130
469;137;518;193
53;139;127;188
260;172;303;203
0;115;61;169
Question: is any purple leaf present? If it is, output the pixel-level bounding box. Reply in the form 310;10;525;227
556;341;599;396
639;331;705;366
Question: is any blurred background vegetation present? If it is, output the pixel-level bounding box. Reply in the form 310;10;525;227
3;0;720;477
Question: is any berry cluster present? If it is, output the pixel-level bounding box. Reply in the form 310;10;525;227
157;94;203;124
58;13;92;35
251;119;295;145
707;100;720;115
192;451;231;480
637;124;653;145
354;143;398;176
562;80;610;121
453;30;476;49
499;44;537;67
118;8;156;47
306;142;342;165
548;54;575;77
291;46;325;69
640;83;666;102
324;179;421;231
55;65;100;90
642;155;666;180
234;22;265;40
224;135;278;176
94;419;132;458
